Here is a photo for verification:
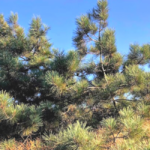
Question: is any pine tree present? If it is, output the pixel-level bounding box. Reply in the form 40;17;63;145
1;0;150;149
0;12;88;141
0;13;87;106
73;0;150;121
73;0;123;116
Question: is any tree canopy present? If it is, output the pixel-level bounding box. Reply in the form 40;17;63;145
1;0;150;149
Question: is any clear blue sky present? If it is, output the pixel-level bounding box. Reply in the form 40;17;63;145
1;0;150;56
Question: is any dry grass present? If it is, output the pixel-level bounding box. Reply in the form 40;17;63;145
0;139;48;150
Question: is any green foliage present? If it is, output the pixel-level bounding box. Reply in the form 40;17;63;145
43;121;103;150
45;71;67;95
0;91;43;136
1;0;150;149
101;117;117;133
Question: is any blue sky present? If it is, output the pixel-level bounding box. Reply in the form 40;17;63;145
1;0;150;56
